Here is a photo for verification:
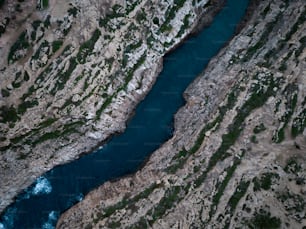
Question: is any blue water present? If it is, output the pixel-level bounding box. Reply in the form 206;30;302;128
0;1;249;228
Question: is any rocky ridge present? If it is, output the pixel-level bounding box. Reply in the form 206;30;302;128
57;0;306;228
0;0;222;213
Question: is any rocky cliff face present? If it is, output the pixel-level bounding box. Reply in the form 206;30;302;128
0;0;222;213
57;0;306;228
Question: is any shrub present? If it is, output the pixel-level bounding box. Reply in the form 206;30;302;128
1;88;10;97
8;31;30;63
52;40;63;53
249;210;281;229
253;123;266;133
77;29;101;64
0;106;19;123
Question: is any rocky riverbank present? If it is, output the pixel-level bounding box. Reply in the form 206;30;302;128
57;0;306;228
0;0;225;214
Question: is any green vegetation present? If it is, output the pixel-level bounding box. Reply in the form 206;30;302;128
121;40;143;68
278;62;287;72
77;29;101;64
227;180;250;211
33;44;75;93
96;53;146;119
136;9;146;23
223;180;250;228
0;17;9;37
253;123;266;134
52;40;63;53
10;118;58;145
0;0;5;8
146;34;156;48
273;83;298;143
17;100;39;115
284;158;302;174
243;13;282;62
12;81;21;88
99;4;125;27
208;152;245;221
126;0;140;14
92;183;161;225
278;49;293;72
68;7;78;17
264;8;305;65
124;53;146;88
153;17;159;25
284;6;306;42
105;57;114;71
248;209;281;229
295;36;306;59
176;14;191;38
32;40;49;61
167;84;242;174
250;135;258;143
277;191;305;212
253;173;279;191
43;0;48;8
82;75;90;91
17;152;28;160
1;88;10;97
50;57;77;95
0;106;19;123
95;93;116;118
24;71;30;81
15;3;22;13
39;118;57;128
108;221;121;228
8;31;30;63
32;20;42;30
124;40;143;53
126;185;190;228
159;0;187;33
260;3;271;17
32;121;83;145
12;71;23;88
147;186;183;225
291;108;306;137
39;0;48;9
44;15;51;27
194;74;280;191
160;24;173;33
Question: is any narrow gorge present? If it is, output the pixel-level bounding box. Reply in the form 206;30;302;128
0;0;305;228
58;0;306;228
0;0;223;215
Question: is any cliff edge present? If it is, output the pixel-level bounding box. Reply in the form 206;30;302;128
57;0;306;228
0;0;224;213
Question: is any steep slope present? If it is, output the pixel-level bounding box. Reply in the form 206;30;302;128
57;0;306;228
0;0;225;213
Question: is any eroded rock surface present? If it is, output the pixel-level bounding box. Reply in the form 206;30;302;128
57;0;306;228
0;0;222;213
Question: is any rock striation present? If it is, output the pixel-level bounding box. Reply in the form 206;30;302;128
0;0;225;213
57;0;306;228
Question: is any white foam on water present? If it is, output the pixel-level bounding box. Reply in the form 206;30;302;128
76;193;84;201
42;222;53;229
49;211;56;220
41;211;59;229
32;177;52;195
1;207;17;229
20;192;30;200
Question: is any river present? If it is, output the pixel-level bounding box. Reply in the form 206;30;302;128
0;0;249;228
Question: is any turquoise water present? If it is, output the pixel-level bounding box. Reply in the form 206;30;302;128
0;1;249;228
